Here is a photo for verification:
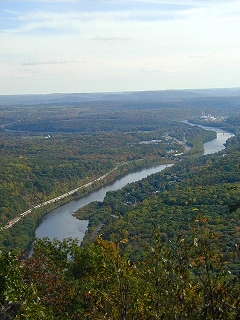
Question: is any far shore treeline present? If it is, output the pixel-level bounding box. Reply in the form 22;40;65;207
0;89;239;318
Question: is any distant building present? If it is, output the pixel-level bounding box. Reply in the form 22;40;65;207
199;111;225;122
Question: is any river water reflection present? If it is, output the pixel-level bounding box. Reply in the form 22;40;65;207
35;164;173;242
34;123;234;243
200;126;233;155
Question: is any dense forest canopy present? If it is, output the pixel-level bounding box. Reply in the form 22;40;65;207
77;135;240;264
1;212;240;319
2;91;238;253
1;94;239;132
0;89;239;318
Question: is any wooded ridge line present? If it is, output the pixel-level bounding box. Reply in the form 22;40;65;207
1;163;129;230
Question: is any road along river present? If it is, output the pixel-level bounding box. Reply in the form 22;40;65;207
34;164;173;242
33;123;234;244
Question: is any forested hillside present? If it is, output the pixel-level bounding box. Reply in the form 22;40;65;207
77;134;240;267
0;92;239;318
1;94;229;253
1;207;240;319
0;121;217;253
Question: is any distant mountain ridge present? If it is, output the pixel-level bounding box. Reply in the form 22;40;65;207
1;88;239;106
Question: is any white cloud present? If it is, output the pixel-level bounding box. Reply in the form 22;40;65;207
21;59;76;66
93;34;130;41
0;0;239;94
2;0;239;34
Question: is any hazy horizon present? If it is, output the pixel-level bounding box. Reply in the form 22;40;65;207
1;0;239;95
1;86;240;98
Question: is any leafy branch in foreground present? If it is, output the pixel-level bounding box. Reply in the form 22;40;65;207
1;215;240;319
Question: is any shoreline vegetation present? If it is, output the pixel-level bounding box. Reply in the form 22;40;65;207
0;121;223;254
76;133;239;263
0;92;238;255
0;90;239;318
3;158;175;231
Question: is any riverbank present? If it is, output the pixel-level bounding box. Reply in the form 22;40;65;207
74;123;235;243
4;121;235;256
33;123;235;244
1;120;216;233
2;158;174;232
33;163;175;243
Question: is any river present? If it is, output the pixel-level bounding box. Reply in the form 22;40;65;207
34;123;234;243
197;125;233;155
34;164;173;242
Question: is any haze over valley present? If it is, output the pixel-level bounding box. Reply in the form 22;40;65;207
0;0;240;318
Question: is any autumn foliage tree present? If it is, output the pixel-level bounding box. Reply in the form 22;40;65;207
1;215;240;319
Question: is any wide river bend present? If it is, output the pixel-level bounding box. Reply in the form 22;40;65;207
34;124;234;243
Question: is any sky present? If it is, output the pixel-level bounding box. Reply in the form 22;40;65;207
0;0;239;95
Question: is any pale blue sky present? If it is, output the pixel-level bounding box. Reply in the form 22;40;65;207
1;0;239;94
